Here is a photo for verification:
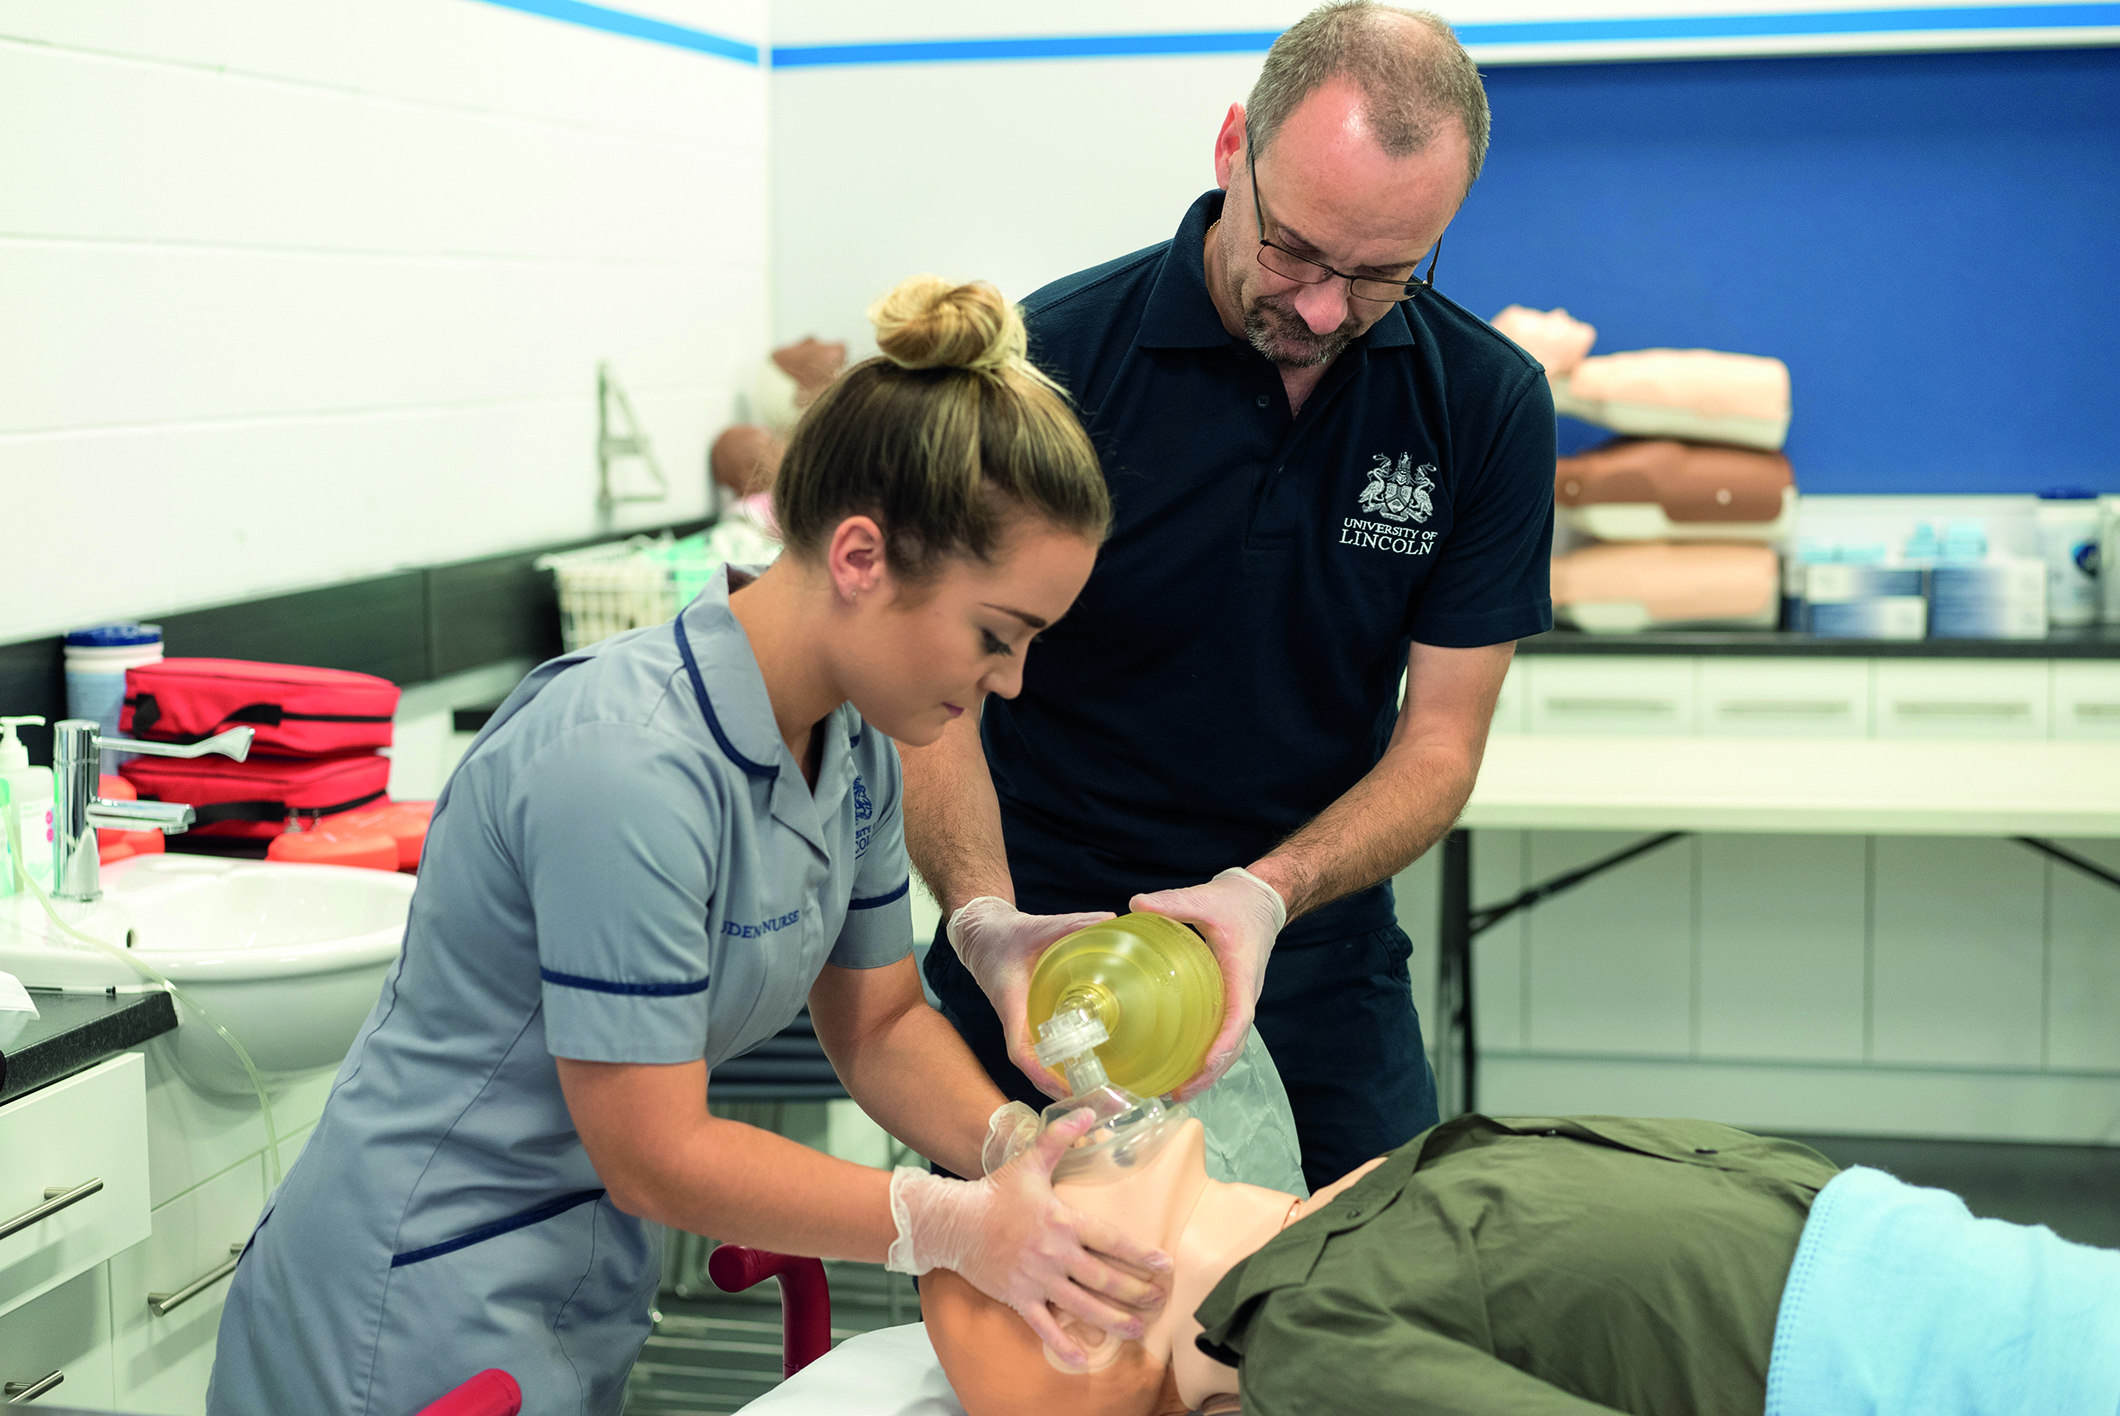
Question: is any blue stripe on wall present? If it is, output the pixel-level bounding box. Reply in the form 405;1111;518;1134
466;0;759;64
771;6;2120;68
460;0;2115;67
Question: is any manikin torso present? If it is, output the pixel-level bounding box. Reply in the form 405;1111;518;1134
921;1118;1384;1416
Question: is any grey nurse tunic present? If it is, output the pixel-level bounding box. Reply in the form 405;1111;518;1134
209;567;913;1416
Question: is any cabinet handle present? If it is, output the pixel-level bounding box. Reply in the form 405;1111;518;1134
148;1243;245;1317
0;1179;103;1243
3;1371;63;1403
1891;702;2029;717
2074;703;2120;718
1716;699;1851;716
1545;697;1677;714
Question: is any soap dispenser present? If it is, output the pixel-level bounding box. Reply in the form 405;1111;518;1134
0;717;54;892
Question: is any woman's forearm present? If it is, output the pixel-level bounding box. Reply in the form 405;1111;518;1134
557;1057;900;1262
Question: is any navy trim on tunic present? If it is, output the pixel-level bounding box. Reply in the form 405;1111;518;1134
390;1189;608;1268
539;966;713;997
848;879;911;910
674;615;778;780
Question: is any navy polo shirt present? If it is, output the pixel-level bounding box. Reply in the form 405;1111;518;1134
981;189;1554;946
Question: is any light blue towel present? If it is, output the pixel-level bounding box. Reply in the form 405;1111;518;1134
1767;1164;2120;1416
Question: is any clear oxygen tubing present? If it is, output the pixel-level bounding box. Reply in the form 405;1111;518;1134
4;806;282;1184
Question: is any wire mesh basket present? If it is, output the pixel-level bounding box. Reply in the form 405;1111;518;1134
538;518;785;653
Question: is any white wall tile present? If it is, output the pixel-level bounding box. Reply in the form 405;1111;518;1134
0;244;758;435
4;388;727;643
1524;830;1694;1056
1871;836;2045;1068
4;0;766;139
1;4;767;643
1697;832;1865;1062
0;47;762;267
2047;837;2120;1072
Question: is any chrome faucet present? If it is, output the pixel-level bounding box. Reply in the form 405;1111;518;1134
52;718;255;902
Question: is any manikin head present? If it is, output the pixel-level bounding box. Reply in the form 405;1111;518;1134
921;1117;1385;1416
1205;3;1489;369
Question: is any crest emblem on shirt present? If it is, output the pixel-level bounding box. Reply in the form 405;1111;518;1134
1358;454;1436;524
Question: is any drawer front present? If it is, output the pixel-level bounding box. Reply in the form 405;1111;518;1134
111;1158;267;1415
1873;660;2050;740
0;1263;114;1410
1700;659;1872;738
0;1054;151;1320
2053;662;2120;742
1525;657;1698;736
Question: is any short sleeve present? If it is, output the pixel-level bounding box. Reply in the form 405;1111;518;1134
831;741;913;970
1407;374;1556;648
514;721;721;1064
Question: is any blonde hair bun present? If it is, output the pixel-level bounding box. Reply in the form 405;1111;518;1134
868;275;1028;377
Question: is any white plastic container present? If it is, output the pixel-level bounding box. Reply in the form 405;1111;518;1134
0;717;54;892
2035;491;2102;627
64;622;163;768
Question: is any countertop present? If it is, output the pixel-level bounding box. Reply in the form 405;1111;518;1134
0;989;177;1104
1519;624;2120;658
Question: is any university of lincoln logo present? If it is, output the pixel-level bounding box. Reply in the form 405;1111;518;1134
1341;453;1441;556
1358;454;1437;524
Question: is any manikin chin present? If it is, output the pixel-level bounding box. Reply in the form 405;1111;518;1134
920;1118;1382;1416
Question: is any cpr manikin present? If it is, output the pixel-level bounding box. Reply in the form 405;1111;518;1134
921;1101;1381;1416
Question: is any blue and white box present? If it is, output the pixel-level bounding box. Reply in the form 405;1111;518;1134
1803;564;1928;639
1929;557;2048;640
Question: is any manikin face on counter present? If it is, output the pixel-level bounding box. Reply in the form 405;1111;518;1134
920;1119;1387;1416
825;516;1097;748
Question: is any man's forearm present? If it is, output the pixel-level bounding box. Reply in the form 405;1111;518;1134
899;709;1015;914
1247;738;1480;921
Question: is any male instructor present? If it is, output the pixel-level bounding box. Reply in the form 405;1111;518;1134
904;2;1555;1190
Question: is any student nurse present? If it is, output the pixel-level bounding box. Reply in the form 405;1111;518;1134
208;276;1168;1416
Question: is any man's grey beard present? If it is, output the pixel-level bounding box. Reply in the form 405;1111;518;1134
1243;298;1356;370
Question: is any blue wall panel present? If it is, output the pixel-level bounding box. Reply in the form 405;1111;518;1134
1448;47;2120;492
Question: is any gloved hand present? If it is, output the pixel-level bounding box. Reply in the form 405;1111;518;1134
887;1108;1171;1368
1130;867;1288;1102
982;1100;1041;1176
947;897;1116;1099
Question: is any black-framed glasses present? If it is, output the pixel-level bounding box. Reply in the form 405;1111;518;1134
1246;127;1440;305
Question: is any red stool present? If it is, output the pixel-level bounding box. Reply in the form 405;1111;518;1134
415;1368;520;1416
707;1244;833;1377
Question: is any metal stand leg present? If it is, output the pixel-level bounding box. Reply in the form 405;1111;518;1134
1436;829;1475;1118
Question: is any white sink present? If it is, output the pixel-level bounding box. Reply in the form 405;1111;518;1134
0;855;413;1094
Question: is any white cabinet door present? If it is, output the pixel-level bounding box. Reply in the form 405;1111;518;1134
1873;660;2050;739
0;1054;151;1319
1524;656;1698;736
1699;659;1872;738
110;1158;266;1415
2052;661;2120;741
0;1263;113;1410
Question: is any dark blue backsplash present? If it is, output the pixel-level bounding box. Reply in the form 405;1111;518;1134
1450;46;2120;492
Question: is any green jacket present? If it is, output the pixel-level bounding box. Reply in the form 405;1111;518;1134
1194;1114;1839;1415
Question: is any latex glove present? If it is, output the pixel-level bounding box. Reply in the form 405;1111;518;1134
947;896;1116;1099
1130;867;1288;1102
887;1108;1171;1367
982;1100;1041;1176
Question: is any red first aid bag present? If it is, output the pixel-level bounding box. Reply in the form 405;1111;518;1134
119;751;392;839
122;659;398;757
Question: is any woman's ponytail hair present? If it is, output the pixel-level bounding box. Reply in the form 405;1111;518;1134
771;276;1110;581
